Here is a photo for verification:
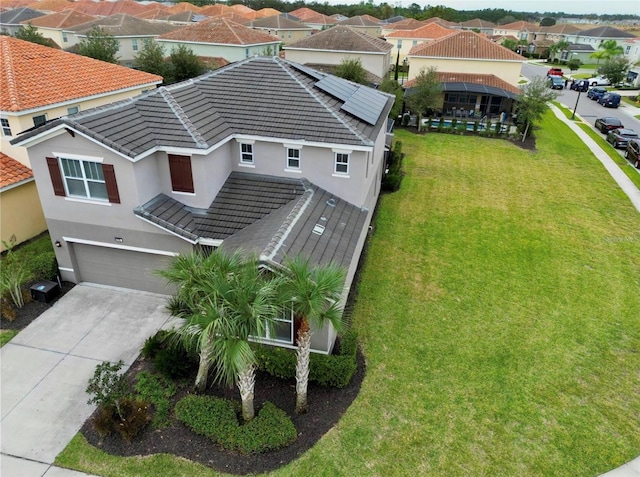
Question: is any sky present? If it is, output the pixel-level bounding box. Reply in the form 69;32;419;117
327;0;639;16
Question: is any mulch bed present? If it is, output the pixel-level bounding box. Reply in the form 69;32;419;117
1;281;75;330
81;350;366;475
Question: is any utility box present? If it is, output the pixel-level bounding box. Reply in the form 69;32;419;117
30;280;60;304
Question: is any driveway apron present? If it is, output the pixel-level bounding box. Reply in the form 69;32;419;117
1;283;170;476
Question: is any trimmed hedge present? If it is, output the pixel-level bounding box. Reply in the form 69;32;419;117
175;395;296;454
254;330;358;388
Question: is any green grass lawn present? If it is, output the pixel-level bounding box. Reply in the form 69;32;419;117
0;329;18;347
56;112;640;476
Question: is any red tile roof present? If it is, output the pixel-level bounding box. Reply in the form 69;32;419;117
408;30;524;61
0;36;162;112
386;22;453;39
71;0;150;17
0;152;33;189
497;20;538;31
288;7;319;21
384;18;425;31
405;71;520;95
26;9;98;28
199;4;232;16
26;0;74;13
165;2;202;14
254;8;280;19
157;18;279;45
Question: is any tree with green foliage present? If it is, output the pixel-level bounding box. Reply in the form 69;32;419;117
598;57;630;85
76;27;119;63
502;38;518;51
279;256;345;414
514;76;558;140
379;78;403;119
334;57;368;85
404;66;442;132
548;40;569;62
167;44;207;83
567;58;582;72
15;24;57;48
134;39;168;79
590;39;624;73
540;17;556;26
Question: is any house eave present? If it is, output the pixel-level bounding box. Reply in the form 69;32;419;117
0;176;34;193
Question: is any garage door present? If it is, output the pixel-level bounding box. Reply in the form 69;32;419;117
73;244;174;294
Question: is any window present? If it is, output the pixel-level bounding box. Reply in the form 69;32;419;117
1;118;12;136
67;106;79;115
240;143;254;164
168;154;194;193
245;48;249;58
60;158;108;200
397;40;402;49
255;307;293;343
62;31;68;42
334;153;349;175
132;38;138;51
286;148;300;169
412;40;417;46
33;114;46;127
116;40;120;51
626;45;631;54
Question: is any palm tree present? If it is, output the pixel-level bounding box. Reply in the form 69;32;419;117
280;256;346;414
590;39;624;73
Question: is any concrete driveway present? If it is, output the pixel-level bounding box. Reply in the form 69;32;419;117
1;283;170;477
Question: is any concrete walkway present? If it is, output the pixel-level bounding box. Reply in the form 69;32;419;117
1;284;170;477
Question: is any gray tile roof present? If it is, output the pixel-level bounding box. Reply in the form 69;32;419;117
14;57;394;157
0;7;45;26
135;171;368;270
66;13;179;36
285;26;393;53
576;26;635;39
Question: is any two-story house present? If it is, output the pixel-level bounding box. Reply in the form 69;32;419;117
25;10;99;49
12;57;394;353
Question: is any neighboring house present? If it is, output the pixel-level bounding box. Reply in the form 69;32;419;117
63;14;180;66
385;22;453;63
71;0;152;17
407;30;524;117
12;57;394;354
457;18;495;35
0;36;162;165
284;26;393;81
380;17;424;36
535;23;581;43
289;7;335;31
555;43;596;63
527;39;553;56
492;20;539;41
0;7;45;35
622;37;640;65
254;8;281;19
0;152;46;252
565;25;636;51
24;10;98;48
157;18;281;62
337;15;382;37
249;14;313;44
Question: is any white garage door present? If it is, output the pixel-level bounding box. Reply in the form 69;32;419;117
73;244;174;294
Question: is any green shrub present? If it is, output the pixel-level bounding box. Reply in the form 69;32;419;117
134;371;177;428
154;346;194;379
175;395;296;454
86;360;128;419
254;345;296;379
451;118;457;130
141;330;171;360
27;252;57;281
1;237;31;308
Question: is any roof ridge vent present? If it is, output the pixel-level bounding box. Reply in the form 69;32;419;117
326;197;337;207
312;224;325;235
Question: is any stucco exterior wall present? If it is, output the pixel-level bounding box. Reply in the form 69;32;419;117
385;37;430;63
253;27;311;44
0;181;47;251
157;40;280;62
407;57;523;86
284;49;390;79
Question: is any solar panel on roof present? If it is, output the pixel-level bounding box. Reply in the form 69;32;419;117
315;76;358;102
341;86;388;126
290;63;325;80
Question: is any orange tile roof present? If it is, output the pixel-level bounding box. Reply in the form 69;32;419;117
405;71;520;95
134;7;169;20
0;152;33;189
165;2;202;14
408;30;524;61
229;4;255;15
213;12;253;23
301;12;334;26
0;36;162;112
70;0;149;16
254;8;280;19
384;18;425;30
288;7;320;21
497;20;538;31
26;9;98;28
422;16;458;27
157;18;279;45
26;0;74;13
199;4;232;16
386;22;453;39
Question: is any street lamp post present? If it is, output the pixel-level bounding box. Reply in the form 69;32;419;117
571;89;582;120
402;58;407;85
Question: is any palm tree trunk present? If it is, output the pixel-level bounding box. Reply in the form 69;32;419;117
237;364;255;422
194;335;213;393
295;320;312;414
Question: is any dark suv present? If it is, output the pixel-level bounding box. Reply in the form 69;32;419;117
570;80;588;92
625;139;640;169
594;117;623;134
606;129;638;149
587;87;607;100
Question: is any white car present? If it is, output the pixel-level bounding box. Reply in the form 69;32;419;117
586;75;611;86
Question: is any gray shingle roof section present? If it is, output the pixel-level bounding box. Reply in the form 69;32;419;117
134;194;200;241
13;57;394;157
66;13;179;36
0;8;44;26
577;26;635;39
286;25;392;53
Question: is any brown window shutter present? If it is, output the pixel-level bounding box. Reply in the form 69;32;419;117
102;164;120;204
46;157;65;197
168;154;194;193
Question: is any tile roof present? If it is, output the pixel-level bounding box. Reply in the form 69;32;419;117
229;4;255;15
26;0;74;13
288;7;320;21
71;0;151;17
0;152;33;190
157;18;279;44
14;57;394;156
26;10;98;28
383;18;424;30
422;17;458;27
496;20;538;31
67;13;179;36
301;12;335;26
338;15;380;27
577;26;635;38
386;22;453;39
459;19;495;28
254;8;280;19
134;7;170;20
0;7;44;25
166;2;202;14
408;30;524;61
199;4;232;16
286;26;393;53
0;36;162;112
250;14;310;30
537;24;581;34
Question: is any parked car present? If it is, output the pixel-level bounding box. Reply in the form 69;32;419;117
625;139;640;168
547;68;564;77
570;79;589;92
606;128;638;149
597;92;621;108
587;87;607;100
594;117;624;133
548;76;564;89
586;75;611;86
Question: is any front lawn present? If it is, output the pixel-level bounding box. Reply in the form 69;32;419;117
57;112;640;476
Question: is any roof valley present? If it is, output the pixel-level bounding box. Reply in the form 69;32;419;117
159;87;209;149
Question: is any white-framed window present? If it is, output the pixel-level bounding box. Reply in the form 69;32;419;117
256;307;293;343
286;148;300;169
334;152;349;175
116;40;120;51
67;106;79;115
132;38;138;51
412;40;417;46
240;143;254;164
62;31;68;42
33;114;46;127
60;157;108;200
1;118;12;136
397;39;402;49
